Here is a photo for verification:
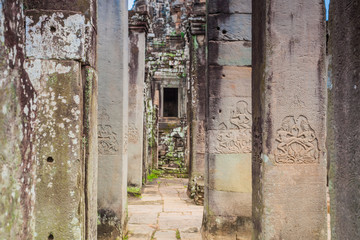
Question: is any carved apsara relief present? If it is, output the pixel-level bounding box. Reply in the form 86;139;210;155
274;115;319;164
215;130;251;154
98;108;119;155
229;100;252;130
196;122;205;142
214;100;252;154
128;124;139;143
98;125;119;155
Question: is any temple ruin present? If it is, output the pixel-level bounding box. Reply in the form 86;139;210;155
0;0;359;239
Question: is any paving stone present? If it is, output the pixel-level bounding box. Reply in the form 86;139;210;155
158;213;202;230
128;178;203;239
181;232;202;240
129;212;158;225
128;224;154;240
154;230;177;240
141;194;162;202
128;204;163;214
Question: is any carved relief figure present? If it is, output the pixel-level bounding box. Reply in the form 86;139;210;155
98;125;119;155
274;115;319;164
215;131;251;154
230;100;251;130
98;108;119;155
196;122;205;142
214;100;252;154
128;124;139;143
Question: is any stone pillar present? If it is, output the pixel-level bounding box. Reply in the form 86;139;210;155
0;1;98;239
187;3;206;205
0;2;33;238
203;0;252;239
128;11;148;188
252;0;327;239
144;75;159;179
97;0;129;239
328;0;360;239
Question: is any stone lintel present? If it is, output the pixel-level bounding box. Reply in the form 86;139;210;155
129;10;149;34
188;17;206;36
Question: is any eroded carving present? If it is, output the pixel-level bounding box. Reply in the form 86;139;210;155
214;100;252;154
274;115;319;164
230;100;251;130
123;124;129;153
98;125;119;155
215;130;251;154
128;124;139;143
196;122;205;142
98;108;119;155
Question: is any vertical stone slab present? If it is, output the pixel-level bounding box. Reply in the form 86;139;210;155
26;60;85;240
83;67;99;240
144;79;159;178
187;4;206;205
0;1;36;238
252;0;327;239
203;0;252;239
22;1;97;239
128;11;148;187
0;1;97;239
97;0;129;239
328;0;360;239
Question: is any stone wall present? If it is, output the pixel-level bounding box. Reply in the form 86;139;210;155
143;0;190;177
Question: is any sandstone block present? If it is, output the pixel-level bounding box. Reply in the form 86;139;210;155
25;11;92;62
208;189;252;217
208;14;251;41
209;66;251;98
208;96;252;131
208;0;252;14
208;41;251;66
26;60;84;239
208;154;251;193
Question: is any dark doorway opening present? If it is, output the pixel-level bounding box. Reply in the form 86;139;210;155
163;88;178;117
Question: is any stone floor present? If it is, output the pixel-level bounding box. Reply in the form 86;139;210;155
128;177;203;240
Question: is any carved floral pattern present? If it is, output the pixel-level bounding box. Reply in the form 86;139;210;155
274;115;319;164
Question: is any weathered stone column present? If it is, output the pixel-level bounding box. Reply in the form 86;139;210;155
0;1;34;238
187;2;206;205
203;0;252;239
25;1;98;239
328;0;360;239
0;1;98;239
128;11;148;188
252;0;327;239
97;0;129;239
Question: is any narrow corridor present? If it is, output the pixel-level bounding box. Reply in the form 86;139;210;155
128;178;203;240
